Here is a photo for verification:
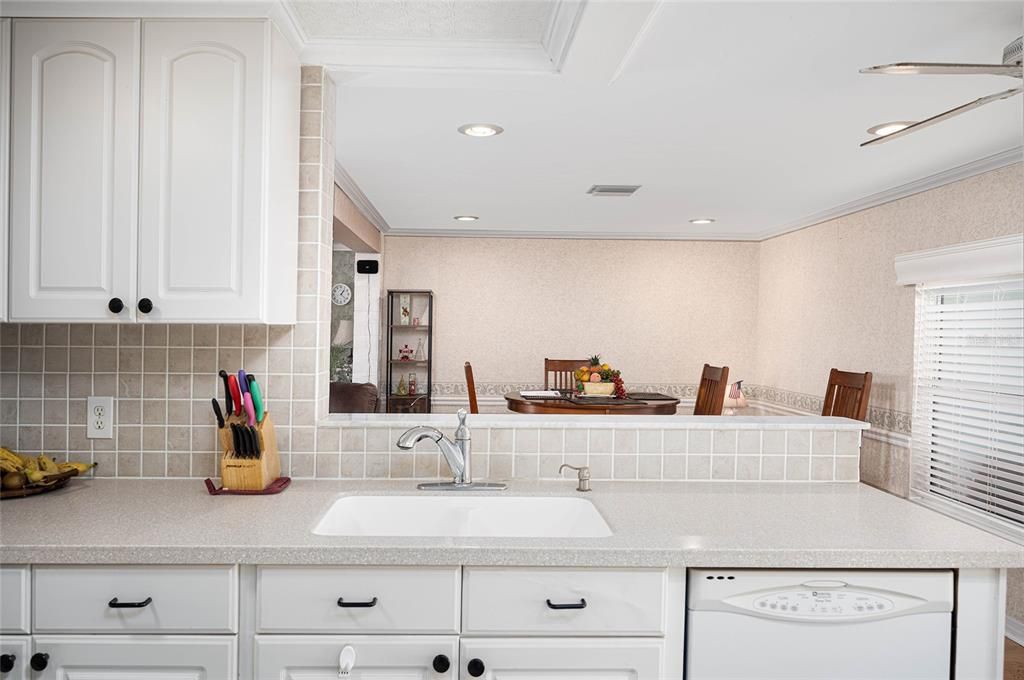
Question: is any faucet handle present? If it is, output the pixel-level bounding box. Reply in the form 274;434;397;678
559;463;591;492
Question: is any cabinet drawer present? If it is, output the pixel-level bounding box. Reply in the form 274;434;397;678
255;635;459;679
0;635;30;680
463;568;666;636
258;566;460;634
33;565;237;633
31;635;235;679
0;566;30;634
459;638;665;680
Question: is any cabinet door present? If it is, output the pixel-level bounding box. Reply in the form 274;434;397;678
9;19;139;322
0;636;29;680
138;20;265;321
255;635;458;679
0;19;10;322
458;638;664;680
30;635;235;679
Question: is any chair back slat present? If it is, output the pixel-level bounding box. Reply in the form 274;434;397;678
464;362;479;414
822;368;872;421
693;364;730;416
545;358;587;391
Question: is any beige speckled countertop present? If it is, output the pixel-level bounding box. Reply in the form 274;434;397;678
0;479;1020;568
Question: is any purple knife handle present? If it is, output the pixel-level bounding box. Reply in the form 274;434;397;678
238;370;249;395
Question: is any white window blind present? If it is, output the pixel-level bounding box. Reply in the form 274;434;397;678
910;276;1024;542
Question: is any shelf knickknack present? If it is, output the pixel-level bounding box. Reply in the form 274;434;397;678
385;290;434;413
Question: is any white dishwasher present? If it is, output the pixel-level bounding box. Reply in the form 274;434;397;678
686;569;954;679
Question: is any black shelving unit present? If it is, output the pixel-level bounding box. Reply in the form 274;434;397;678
385;290;434;413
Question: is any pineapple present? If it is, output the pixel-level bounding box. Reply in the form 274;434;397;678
589;354;602;368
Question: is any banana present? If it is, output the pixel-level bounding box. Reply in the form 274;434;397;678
23;457;39;473
24;469;48;484
37;455;60;475
58;461;95;475
0;449;24;470
0;459;22;473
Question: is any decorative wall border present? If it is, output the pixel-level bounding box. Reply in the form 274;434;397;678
430;381;913;437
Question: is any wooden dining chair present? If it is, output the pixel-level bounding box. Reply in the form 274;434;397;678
822;368;873;421
693;364;730;416
544;358;587;391
464;362;479;415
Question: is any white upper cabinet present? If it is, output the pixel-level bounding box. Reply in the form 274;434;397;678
9;19;140;322
7;18;299;323
0;19;10;323
138;21;263;322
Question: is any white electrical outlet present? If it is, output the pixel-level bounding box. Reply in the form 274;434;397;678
87;396;114;439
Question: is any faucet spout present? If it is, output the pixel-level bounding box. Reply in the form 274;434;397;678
396;425;466;483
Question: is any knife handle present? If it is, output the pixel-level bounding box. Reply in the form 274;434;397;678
238;370;249;396
211;398;225;429
227;375;242;416
243;392;256;427
247;375;265;423
219;370;233;415
230;424;242;458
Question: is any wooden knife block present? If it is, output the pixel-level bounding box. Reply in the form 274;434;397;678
218;412;281;491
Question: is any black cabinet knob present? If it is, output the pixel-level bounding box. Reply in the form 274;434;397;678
467;658;485;677
137;298;154;314
432;654;450;673
29;653;48;672
107;297;124;314
0;654;15;673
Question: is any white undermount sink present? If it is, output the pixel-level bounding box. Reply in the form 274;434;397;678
313;495;613;538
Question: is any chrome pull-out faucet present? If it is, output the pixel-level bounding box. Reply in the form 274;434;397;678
397;409;506;491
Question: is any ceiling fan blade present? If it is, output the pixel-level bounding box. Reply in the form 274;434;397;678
860;62;1022;78
861;86;1022;147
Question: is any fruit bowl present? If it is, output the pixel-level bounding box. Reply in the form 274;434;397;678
582;382;615;396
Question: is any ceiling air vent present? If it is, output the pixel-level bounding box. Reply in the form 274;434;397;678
587;184;641;197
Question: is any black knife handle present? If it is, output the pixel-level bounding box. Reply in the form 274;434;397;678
211;398;225;429
219;370;233;415
231;424;242;457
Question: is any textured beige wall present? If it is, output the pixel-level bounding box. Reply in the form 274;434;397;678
755;163;1023;416
1010;570;1024;620
755;164;1024;624
382;237;760;387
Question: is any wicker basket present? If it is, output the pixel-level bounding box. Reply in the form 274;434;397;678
582;382;615;396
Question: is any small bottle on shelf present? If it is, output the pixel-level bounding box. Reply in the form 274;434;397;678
408;372;417;395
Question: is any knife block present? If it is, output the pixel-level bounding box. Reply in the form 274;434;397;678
218;412;281;491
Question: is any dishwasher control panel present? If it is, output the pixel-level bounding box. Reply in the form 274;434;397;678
751;590;894;617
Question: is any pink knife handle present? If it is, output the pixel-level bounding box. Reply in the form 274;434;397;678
243;392;256;426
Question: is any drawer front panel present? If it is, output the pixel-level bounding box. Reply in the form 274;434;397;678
463;568;666;636
31;635;236;679
0;635;30;680
255;635;459;679
0;566;30;634
258;566;460;634
458;638;665;680
33;565;237;633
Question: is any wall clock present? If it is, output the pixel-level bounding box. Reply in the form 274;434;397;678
332;283;352;306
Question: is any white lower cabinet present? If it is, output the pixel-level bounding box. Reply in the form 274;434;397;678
0;636;29;680
255;635;459;679
458;638;665;680
30;635;236;678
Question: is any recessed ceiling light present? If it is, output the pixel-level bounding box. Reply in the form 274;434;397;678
867;121;916;137
689;218;715;225
458;123;504;138
454;215;479;222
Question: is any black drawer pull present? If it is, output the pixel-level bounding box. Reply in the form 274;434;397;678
337;596;378;608
108;597;153;609
467;658;485;677
546;598;587;610
0;654;15;673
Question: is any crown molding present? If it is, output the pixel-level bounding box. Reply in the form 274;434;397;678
267;0;305;56
542;0;587;72
756;146;1024;242
382;227;758;242
335;161;391;234
894;233;1024;285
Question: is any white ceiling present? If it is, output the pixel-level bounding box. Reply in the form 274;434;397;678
288;0;557;42
328;1;1024;240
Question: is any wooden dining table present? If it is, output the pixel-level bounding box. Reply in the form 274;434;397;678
505;391;680;415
